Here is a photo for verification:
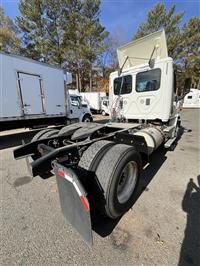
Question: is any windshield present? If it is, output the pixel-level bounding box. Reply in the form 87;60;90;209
70;95;81;107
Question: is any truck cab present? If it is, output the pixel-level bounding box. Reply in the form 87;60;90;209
101;96;109;116
109;30;176;124
68;90;93;122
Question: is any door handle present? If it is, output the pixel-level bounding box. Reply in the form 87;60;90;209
24;104;31;107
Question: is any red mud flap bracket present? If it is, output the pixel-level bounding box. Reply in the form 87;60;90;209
53;162;93;246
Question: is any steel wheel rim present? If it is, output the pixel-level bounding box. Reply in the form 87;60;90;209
117;161;138;204
84;117;91;122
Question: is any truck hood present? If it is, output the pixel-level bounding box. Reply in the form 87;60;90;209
117;29;168;70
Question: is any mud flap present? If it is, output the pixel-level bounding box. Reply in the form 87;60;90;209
53;162;92;246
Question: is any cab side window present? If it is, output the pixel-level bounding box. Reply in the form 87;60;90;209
103;100;108;106
114;75;132;95
136;69;161;92
70;96;80;107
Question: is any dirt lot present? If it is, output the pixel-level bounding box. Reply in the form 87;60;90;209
0;109;199;266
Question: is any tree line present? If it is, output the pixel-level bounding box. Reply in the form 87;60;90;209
0;1;199;91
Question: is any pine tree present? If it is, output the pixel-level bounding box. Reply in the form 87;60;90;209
17;0;108;90
81;0;108;90
0;6;20;52
43;0;64;65
180;17;200;88
62;0;108;91
133;3;184;60
16;0;48;61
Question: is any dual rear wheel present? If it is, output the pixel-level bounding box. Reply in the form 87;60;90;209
79;141;141;219
31;128;142;218
31;128;59;178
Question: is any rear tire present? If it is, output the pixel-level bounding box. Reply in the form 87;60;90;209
58;123;84;137
31;128;53;142
78;140;115;171
95;144;141;219
40;129;59;139
31;129;59;179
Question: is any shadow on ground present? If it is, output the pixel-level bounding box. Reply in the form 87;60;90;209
178;175;200;266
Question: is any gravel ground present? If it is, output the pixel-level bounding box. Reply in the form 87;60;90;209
0;109;199;266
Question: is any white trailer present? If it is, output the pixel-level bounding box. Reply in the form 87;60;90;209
183;88;200;108
80;92;107;114
14;30;191;246
0;52;92;130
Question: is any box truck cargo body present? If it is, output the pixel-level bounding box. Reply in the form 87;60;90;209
0;52;92;130
183;88;200;108
80;92;107;113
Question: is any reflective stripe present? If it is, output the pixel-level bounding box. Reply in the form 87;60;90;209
80;195;90;212
56;167;90;212
72;181;81;196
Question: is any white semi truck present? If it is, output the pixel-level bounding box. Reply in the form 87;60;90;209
0;52;92;130
14;30;191;245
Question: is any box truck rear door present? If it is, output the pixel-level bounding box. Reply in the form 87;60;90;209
19;72;43;115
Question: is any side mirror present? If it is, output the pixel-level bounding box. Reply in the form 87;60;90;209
148;58;155;69
183;77;192;96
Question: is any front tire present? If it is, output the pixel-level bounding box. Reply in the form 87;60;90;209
82;114;93;122
101;110;106;116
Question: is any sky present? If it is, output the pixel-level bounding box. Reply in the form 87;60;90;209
1;0;200;43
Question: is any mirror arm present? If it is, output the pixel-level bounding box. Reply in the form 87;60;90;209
118;56;129;76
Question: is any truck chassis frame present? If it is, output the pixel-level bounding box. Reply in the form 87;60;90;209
13;121;175;245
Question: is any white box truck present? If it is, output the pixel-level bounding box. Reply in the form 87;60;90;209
80;92;109;114
0;52;92;130
14;30;191;246
183;88;200;108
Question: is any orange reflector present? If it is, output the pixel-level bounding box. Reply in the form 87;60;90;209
80;195;90;212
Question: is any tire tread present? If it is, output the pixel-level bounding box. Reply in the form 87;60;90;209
78;140;114;171
96;144;136;193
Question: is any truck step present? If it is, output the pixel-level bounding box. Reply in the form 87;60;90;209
164;137;176;148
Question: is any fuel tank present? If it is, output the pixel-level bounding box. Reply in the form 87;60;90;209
134;127;164;154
